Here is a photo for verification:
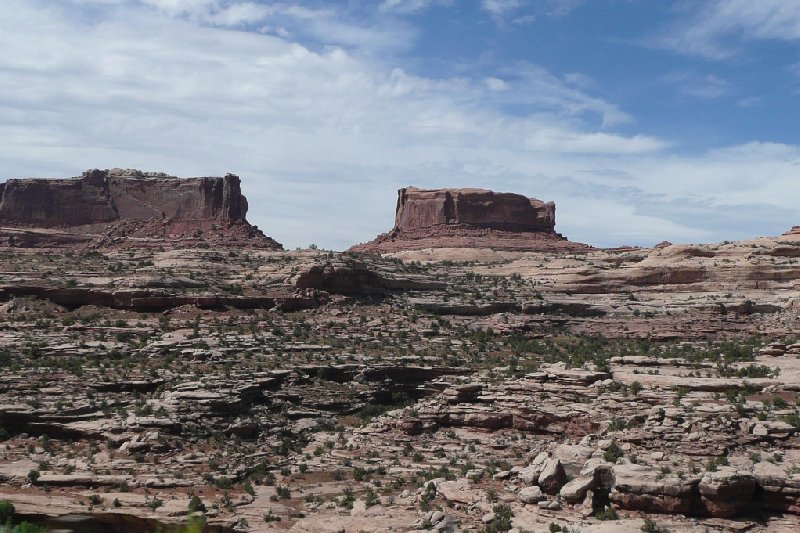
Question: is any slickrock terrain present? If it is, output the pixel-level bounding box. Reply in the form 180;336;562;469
0;169;281;250
1;177;800;533
350;187;588;253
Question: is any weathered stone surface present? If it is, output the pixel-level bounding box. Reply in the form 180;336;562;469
784;226;800;236
0;168;281;249
699;468;756;517
350;186;588;253
538;458;568;495
1;224;800;532
393;187;556;233
559;475;596;502
442;383;482;404
0;169;246;226
754;461;800;514
290;257;444;295
518;485;545;504
517;452;549;484
611;463;697;514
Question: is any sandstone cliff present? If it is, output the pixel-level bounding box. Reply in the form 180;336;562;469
0;169;281;249
350;186;587;253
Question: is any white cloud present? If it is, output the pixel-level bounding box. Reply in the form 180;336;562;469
557;197;712;246
480;0;581;25
494;64;631;127
484;77;508;91
736;96;760;107
524;131;665;155
662;72;732;99
379;0;454;14
482;0;524;17
656;0;800;59
546;0;583;18
0;0;798;250
481;0;526;24
139;1;416;53
141;0;221;18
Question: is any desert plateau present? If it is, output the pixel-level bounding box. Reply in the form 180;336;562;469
0;170;798;533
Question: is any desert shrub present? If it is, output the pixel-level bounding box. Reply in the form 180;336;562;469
604;441;624;463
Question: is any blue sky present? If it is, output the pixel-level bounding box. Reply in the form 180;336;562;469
1;0;799;249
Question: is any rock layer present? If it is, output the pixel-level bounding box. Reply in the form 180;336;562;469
394;187;556;233
350;186;588;253
0;169;280;249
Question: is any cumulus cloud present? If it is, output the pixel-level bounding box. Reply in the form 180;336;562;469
0;0;798;249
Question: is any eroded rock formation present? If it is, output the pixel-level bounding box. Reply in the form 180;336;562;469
350;186;588;253
0;169;281;249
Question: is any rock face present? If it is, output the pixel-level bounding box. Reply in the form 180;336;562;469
350;186;588;253
0;169;281;249
394;187;556;233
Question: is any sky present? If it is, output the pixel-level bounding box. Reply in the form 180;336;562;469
1;0;799;250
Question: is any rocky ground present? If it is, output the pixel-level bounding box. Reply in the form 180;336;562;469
0;231;799;532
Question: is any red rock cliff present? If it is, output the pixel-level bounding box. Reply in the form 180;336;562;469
350;186;587;253
0;169;249;226
394;187;556;233
0;169;280;249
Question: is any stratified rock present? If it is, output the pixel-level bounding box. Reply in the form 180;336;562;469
698;467;756;517
291;257;444;295
610;463;697;515
0;168;281;249
393;187;556;232
754;461;800;514
349;186;588;253
442;384;482;404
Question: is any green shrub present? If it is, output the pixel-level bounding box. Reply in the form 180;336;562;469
11;522;47;533
641;517;669;533
484;504;513;532
604;441;624;463
0;500;15;524
188;495;206;513
595;506;618;520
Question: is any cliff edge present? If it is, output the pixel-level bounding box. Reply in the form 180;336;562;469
0;169;281;249
350;186;587;253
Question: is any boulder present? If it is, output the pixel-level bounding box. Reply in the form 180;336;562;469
554;443;595;477
560;475;596;502
517;452;549;484
538;459;568;495
518;486;545;504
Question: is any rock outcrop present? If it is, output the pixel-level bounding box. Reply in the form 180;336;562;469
0;168;281;249
393;187;556;233
350;186;588;253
